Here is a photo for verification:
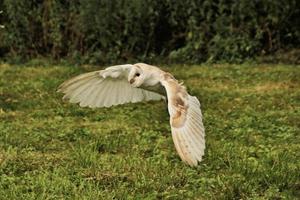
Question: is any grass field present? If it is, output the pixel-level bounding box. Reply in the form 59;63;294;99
0;63;299;199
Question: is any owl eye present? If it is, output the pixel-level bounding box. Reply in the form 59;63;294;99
135;73;140;77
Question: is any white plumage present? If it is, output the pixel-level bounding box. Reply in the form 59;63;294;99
58;63;205;166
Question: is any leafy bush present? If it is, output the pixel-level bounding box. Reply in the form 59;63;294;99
1;0;299;63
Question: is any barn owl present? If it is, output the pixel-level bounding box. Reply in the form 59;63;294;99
58;63;205;166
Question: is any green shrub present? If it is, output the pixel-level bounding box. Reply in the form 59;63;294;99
1;0;299;63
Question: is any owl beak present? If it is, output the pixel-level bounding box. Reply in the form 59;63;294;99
129;79;135;84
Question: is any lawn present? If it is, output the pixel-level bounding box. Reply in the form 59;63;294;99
0;63;299;199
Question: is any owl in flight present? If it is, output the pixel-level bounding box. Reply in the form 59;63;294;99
58;63;205;166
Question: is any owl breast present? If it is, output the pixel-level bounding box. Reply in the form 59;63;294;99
140;81;166;96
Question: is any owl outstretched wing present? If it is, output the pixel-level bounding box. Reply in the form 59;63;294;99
58;64;163;108
160;73;205;166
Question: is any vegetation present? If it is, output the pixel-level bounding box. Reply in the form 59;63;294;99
1;0;299;63
0;63;299;199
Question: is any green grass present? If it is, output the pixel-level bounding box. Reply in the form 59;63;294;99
0;63;299;199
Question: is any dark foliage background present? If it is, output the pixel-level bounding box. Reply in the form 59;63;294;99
0;0;299;64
